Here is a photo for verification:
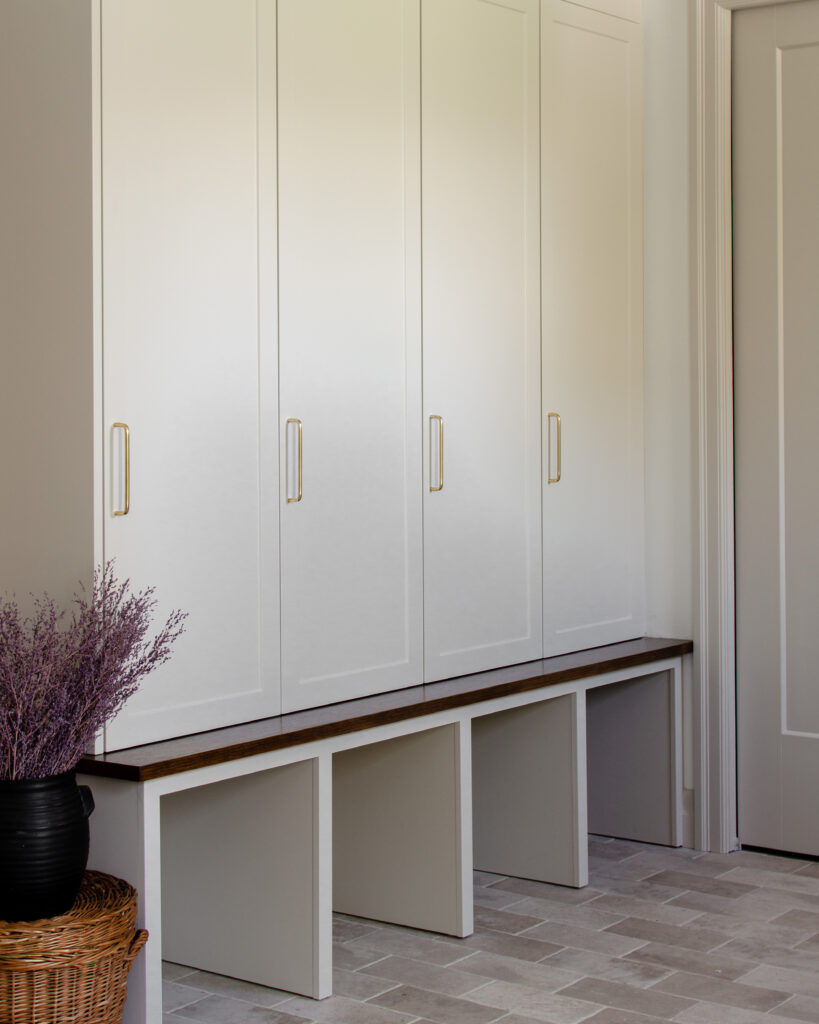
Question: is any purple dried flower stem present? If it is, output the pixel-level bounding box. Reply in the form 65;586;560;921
0;563;186;780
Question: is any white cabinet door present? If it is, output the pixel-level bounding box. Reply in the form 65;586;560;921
422;0;542;682
103;0;279;749
541;0;645;657
278;0;423;712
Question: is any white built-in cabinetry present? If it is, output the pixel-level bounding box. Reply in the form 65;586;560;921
0;0;645;752
422;0;543;682
541;0;646;655
101;0;280;749
277;0;424;712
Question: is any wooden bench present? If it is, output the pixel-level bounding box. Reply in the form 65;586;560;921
78;636;692;1024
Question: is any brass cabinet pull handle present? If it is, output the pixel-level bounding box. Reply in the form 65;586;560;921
429;415;444;492
286;418;303;503
547;412;561;484
113;422;130;515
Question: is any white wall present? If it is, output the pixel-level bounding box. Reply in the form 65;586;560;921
642;0;696;835
643;0;694;640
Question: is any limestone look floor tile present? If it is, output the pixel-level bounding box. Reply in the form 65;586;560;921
776;993;819;1022
330;968;400;1001
641;870;757;900
274;994;416;1024
507;897;629;931
554;977;694;1019
524;920;648;956
542;946;671;988
579;1011;668;1024
166;838;819;1024
452;949;582;990
169;994;313;1023
463;978;605;1023
590;878;687;903
604;916;732;951
623;939;757;980
164;980;211;1012
674;1004;804;1024
175;971;296;1008
773;908;819;930
473;886;534;911
584;894;701;928
369;984;508;1024
719;868;819;896
471;906;545;935
489;877;602;905
649;970;790;1012
455;929;564;962
359;953;492;997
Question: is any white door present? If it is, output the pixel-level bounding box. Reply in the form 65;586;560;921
422;0;542;682
278;0;423;712
103;0;279;749
734;0;819;854
541;0;645;657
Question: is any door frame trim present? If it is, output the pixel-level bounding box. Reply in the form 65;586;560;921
693;0;802;853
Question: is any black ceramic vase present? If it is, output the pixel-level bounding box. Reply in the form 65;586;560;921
0;771;95;922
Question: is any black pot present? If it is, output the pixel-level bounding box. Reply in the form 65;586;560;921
0;771;94;922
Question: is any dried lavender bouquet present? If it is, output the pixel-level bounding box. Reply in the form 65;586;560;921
0;563;186;780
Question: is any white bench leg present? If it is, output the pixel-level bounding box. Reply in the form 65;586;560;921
79;774;161;1024
472;691;588;888
333;720;473;937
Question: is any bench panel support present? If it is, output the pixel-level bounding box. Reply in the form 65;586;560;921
472;692;588;888
333;721;473;936
587;666;683;846
159;757;331;998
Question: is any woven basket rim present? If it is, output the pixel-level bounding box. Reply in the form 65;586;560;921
0;871;140;967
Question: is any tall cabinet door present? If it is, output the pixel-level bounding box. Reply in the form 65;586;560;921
278;0;423;712
422;0;542;682
102;0;279;749
541;0;645;657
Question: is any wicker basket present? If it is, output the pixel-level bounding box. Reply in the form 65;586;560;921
0;871;148;1024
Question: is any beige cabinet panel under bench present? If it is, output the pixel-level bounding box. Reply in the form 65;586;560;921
160;761;322;996
334;724;472;937
473;693;587;888
587;671;682;847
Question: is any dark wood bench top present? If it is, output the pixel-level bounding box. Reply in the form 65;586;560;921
78;637;692;782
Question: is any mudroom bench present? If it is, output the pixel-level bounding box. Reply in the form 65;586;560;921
78;636;692;1024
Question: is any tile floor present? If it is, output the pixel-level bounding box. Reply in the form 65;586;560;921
163;837;819;1023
